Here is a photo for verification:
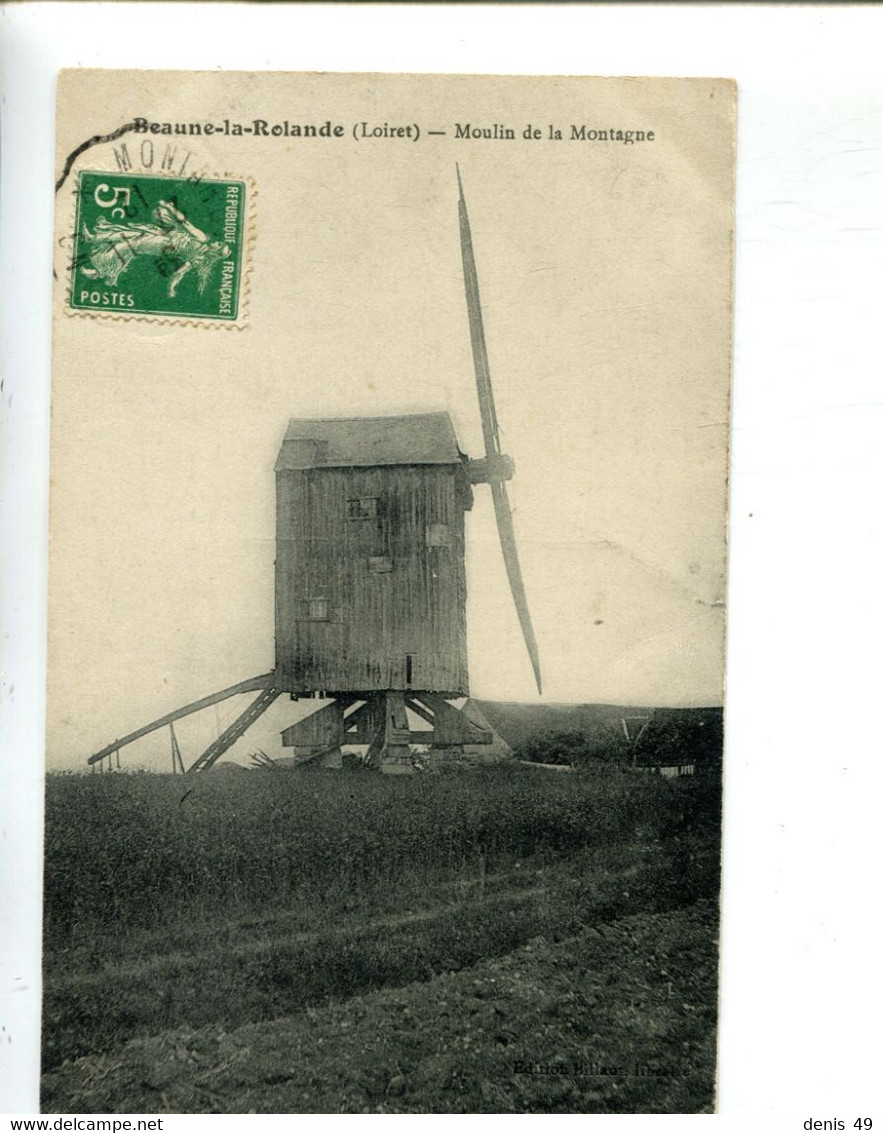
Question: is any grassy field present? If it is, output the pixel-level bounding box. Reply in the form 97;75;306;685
42;761;722;1113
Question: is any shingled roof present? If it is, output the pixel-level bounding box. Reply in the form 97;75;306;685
276;412;463;471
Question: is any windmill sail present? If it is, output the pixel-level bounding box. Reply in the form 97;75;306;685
491;480;543;694
457;166;501;461
457;168;542;694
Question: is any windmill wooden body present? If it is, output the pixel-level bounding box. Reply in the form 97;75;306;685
88;172;541;775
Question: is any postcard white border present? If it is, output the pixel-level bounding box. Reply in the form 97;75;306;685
3;3;882;1122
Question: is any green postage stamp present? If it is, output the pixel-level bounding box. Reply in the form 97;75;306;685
70;170;247;321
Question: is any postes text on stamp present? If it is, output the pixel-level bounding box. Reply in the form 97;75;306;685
70;171;246;321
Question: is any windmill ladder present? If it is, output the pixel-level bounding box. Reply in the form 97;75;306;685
187;685;280;774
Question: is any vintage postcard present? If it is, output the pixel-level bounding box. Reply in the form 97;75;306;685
44;69;734;1114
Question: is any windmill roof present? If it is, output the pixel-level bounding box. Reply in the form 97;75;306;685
275;412;463;471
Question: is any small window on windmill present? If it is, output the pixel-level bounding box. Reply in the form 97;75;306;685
301;597;330;622
426;523;451;547
347;497;378;520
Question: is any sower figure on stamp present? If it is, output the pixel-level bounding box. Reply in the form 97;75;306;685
80;199;231;298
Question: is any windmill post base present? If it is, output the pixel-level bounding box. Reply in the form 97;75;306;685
368;745;414;775
318;746;343;769
85;680;494;775
281;690;492;774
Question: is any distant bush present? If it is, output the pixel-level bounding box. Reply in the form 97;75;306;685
635;711;723;769
516;712;725;774
516;726;628;767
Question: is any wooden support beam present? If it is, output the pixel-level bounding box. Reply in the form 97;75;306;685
344;729;439;745
414;693;492;745
343;697;384;737
272;692;493;773
88;673;275;765
187;686;280;773
280;696;358;749
404;696;435;726
364;728;385;771
169;722;185;775
376;693;414;774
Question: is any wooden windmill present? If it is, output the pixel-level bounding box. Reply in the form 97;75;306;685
88;171;541;775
